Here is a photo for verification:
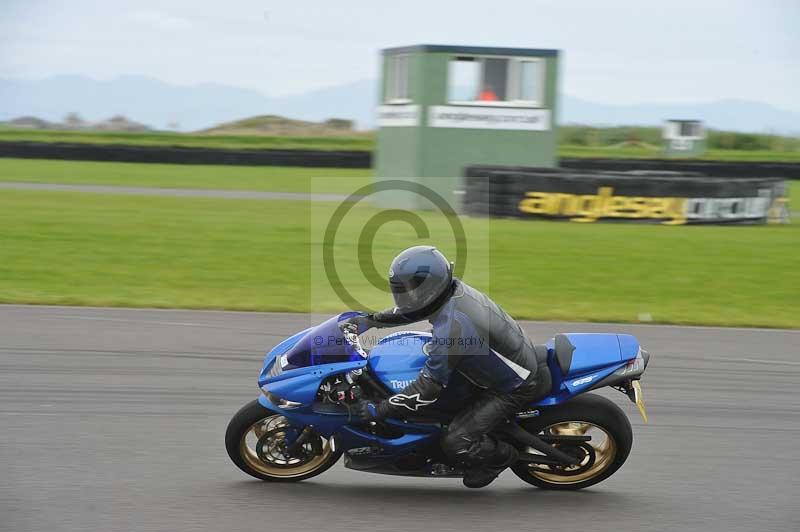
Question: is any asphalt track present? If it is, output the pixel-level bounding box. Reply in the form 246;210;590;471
0;182;357;202
1;305;797;532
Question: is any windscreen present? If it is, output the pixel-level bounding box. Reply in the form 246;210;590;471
282;313;363;369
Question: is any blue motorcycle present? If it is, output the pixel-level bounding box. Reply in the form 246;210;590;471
226;312;650;490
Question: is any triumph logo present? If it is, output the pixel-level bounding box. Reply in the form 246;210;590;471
388;393;437;411
389;379;414;390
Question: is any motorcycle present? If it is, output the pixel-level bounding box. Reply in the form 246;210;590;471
226;312;650;490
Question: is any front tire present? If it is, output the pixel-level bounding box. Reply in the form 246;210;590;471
511;394;633;490
225;400;342;482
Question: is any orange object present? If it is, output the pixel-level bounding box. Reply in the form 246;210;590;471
478;89;498;101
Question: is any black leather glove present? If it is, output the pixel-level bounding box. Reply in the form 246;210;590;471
342;314;379;334
352;400;388;423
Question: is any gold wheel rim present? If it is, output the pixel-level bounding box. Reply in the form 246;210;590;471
239;414;333;478
528;421;617;485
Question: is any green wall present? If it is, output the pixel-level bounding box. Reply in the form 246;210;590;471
375;46;560;211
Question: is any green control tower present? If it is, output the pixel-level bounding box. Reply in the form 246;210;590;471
374;44;560;210
662;119;707;158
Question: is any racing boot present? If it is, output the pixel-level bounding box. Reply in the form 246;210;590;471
462;441;518;489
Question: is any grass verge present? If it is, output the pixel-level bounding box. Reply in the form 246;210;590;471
0;128;373;151
1;158;797;206
0;158;371;194
559;145;800;162
0;189;796;328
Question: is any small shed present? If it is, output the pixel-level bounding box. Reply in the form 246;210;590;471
663;119;706;157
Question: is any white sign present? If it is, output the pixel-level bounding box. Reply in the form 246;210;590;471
670;138;692;151
377;104;420;127
429;106;551;131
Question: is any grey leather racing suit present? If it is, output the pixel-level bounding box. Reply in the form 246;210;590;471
368;278;552;464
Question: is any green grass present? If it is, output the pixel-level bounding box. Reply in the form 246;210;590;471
559;145;800;162
0;158;371;194
0;189;796;327
2;126;800;162
0;127;373;151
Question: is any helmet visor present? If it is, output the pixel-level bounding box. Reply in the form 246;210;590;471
390;272;447;315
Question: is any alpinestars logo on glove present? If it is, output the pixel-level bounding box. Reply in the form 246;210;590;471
388;393;437;411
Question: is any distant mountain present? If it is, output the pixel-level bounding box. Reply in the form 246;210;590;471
265;79;378;130
0;75;271;131
1;75;797;134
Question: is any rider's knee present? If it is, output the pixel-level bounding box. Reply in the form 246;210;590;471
440;427;472;460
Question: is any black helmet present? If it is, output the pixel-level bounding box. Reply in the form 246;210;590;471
388;246;453;317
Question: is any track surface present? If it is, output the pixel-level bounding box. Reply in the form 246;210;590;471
1;305;797;532
0;182;356;201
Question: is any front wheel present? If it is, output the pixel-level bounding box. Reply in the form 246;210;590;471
225;400;342;482
511;393;633;490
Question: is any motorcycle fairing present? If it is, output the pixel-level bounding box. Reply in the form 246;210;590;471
368;331;431;392
261;359;367;404
536;333;641;406
255;313;644;450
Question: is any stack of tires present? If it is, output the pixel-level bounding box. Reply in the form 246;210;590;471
462;165;787;223
463;167;567;217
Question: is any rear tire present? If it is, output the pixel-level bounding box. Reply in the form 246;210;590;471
225;399;342;482
511;394;633;490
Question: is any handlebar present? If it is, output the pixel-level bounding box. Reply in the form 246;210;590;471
340;322;368;359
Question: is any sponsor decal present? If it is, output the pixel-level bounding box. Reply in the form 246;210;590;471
377;104;420;127
347;446;379;456
518;186;788;225
571;375;596;386
388;393;437;411
429;105;551;131
516;409;541;419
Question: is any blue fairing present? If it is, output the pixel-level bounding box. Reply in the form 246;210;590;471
258;328;310;383
536;333;640;406
617;334;641;359
550;333;639;376
368;331;431;392
252;313;645;453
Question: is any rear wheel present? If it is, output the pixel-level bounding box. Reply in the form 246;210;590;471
511;394;633;490
225;400;342;482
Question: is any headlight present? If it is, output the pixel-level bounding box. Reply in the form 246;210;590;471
266;353;291;379
261;388;303;409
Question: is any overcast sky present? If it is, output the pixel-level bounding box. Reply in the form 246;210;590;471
1;0;798;111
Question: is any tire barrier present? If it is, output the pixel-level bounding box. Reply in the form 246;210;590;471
2;141;800;177
0;142;372;168
463;166;790;225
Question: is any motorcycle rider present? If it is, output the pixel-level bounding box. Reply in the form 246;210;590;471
344;245;552;488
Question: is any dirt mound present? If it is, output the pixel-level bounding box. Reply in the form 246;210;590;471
199;115;361;136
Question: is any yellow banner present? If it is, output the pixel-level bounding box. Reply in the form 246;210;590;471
517;186;788;225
